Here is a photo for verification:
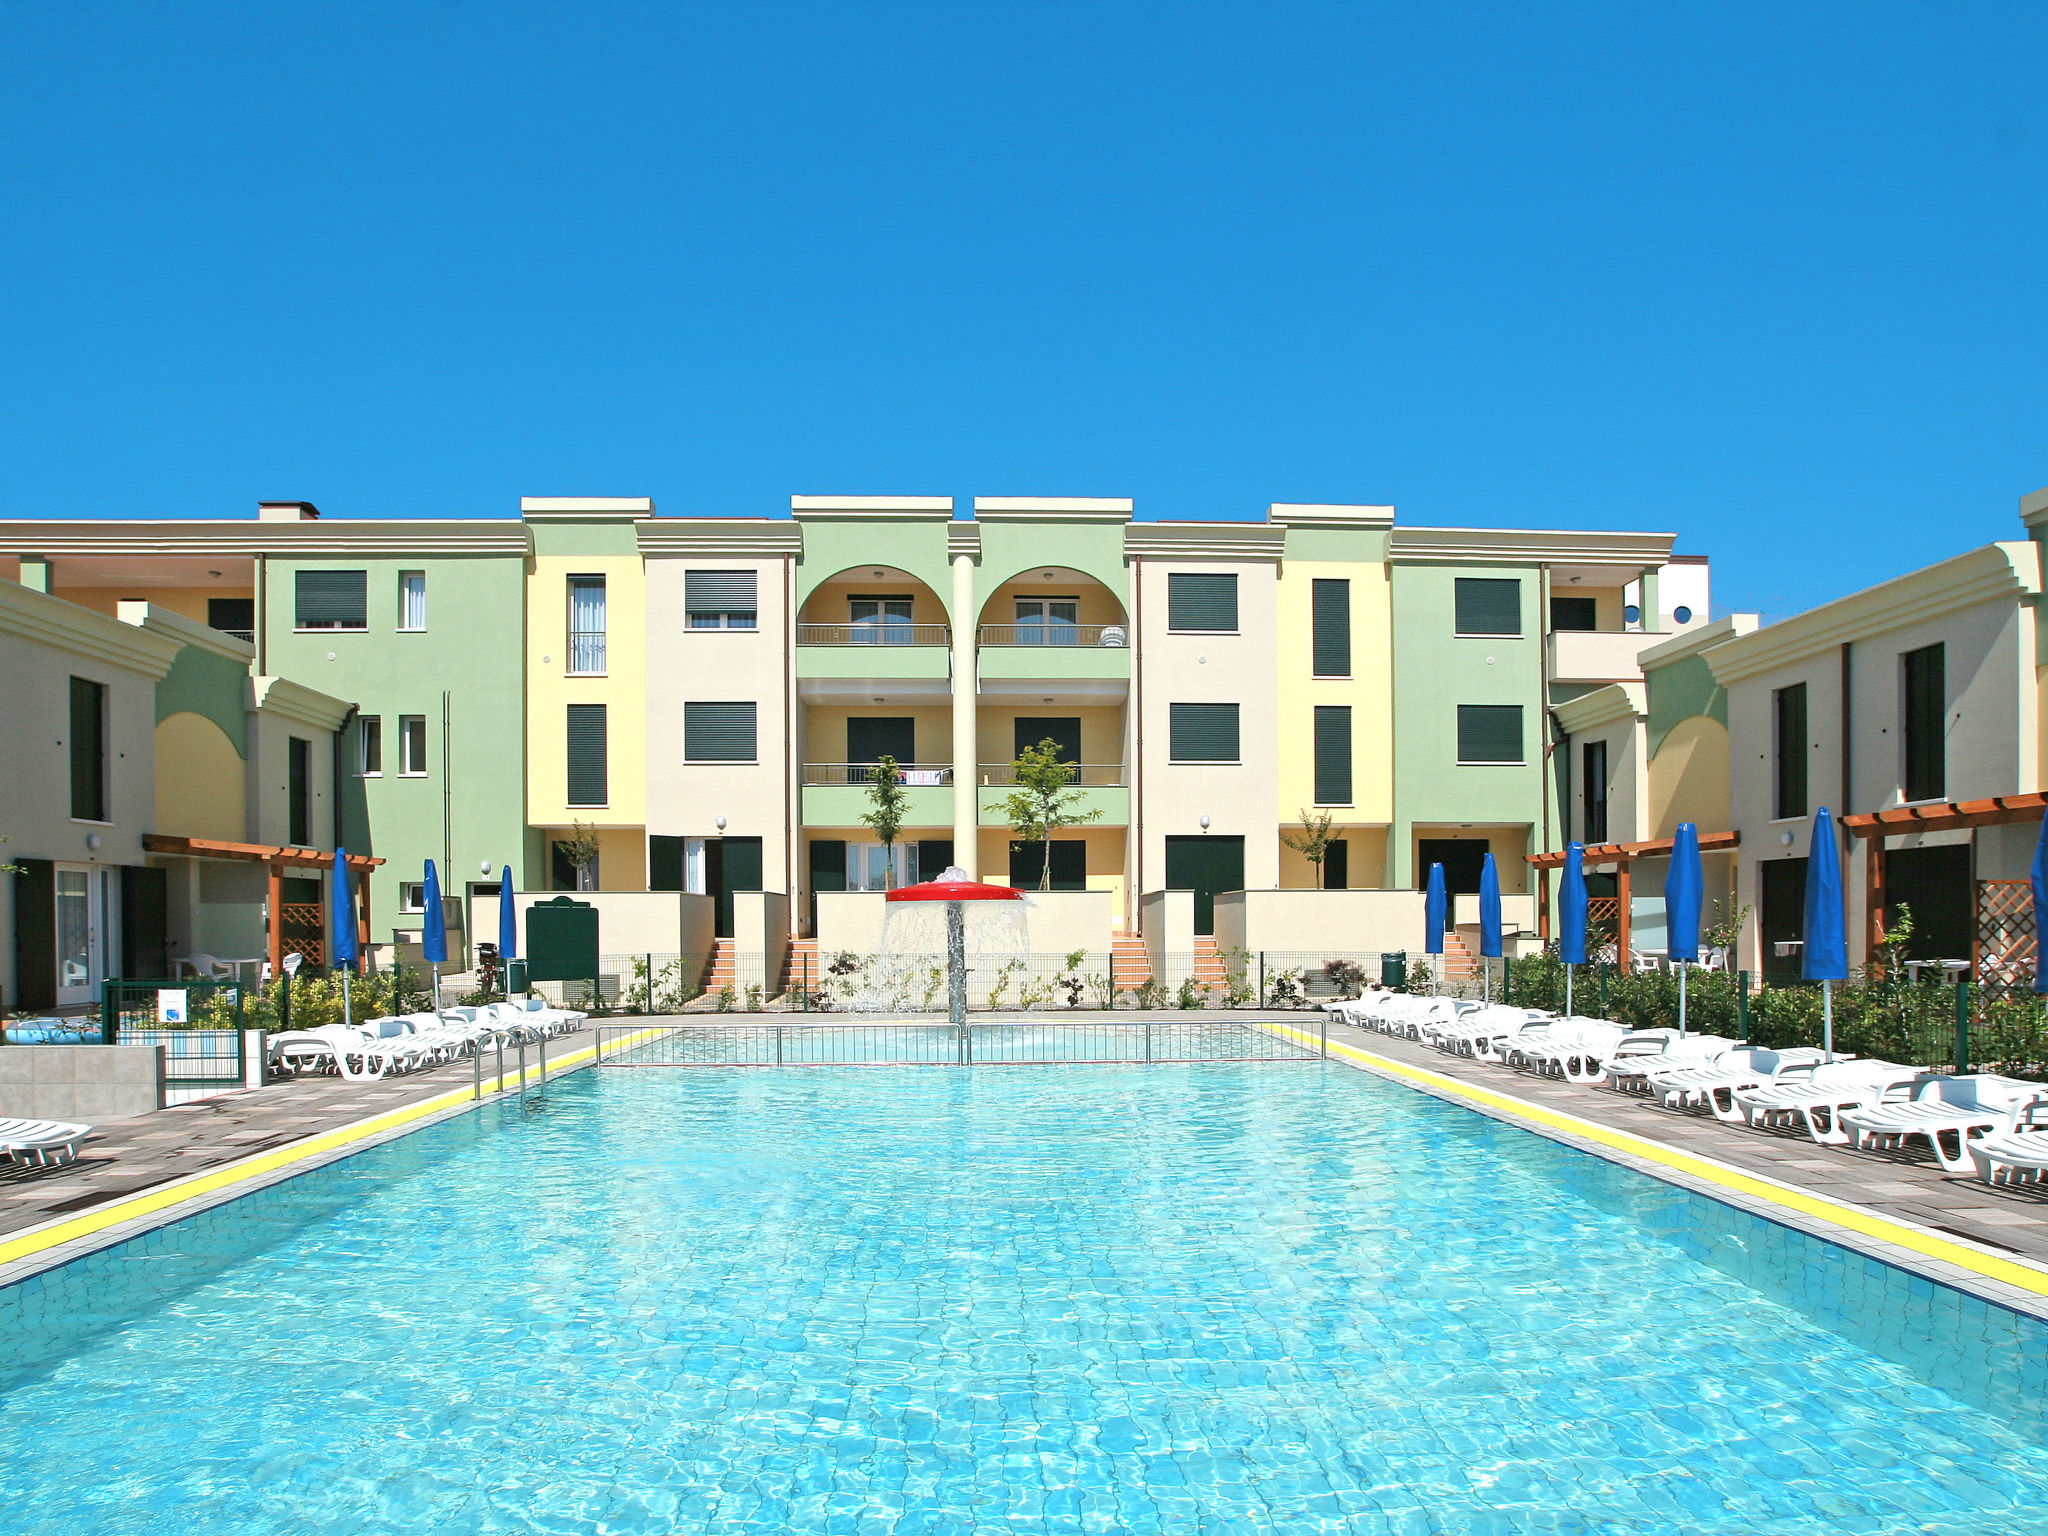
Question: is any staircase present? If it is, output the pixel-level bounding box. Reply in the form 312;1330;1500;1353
1438;930;1480;987
1111;932;1152;991
780;937;821;1000
1191;937;1230;994
702;938;738;995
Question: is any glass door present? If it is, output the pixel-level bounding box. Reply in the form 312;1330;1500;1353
54;865;106;1005
849;597;914;645
1015;597;1079;645
848;843;913;891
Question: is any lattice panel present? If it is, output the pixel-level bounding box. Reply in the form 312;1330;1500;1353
280;902;325;967
1976;879;2034;990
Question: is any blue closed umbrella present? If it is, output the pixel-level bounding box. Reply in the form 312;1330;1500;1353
1803;807;1849;1059
1667;822;1704;1036
422;859;447;1008
498;865;517;997
1479;853;1503;1002
2031;816;2048;996
1424;863;1447;996
1559;844;1588;1016
331;848;357;1026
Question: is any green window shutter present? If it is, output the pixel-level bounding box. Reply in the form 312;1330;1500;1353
566;704;609;806
1456;704;1523;764
1314;705;1352;804
294;569;367;629
1454;578;1521;636
1168;572;1238;632
1169;702;1240;762
1902;643;1945;801
1774;683;1807;819
68;677;105;821
685;570;757;613
288;737;311;845
1311;579;1351;676
808;838;848;893
685;701;758;762
648;835;687;891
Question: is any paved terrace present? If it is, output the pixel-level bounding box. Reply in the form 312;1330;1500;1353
1;1012;2046;1317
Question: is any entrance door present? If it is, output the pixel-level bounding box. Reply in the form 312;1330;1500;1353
1884;845;1973;962
1014;716;1082;771
1416;838;1488;895
1010;839;1086;891
1163;835;1245;935
1759;858;1809;985
53;865;109;1005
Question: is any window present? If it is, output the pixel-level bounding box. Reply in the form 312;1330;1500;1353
849;596;914;645
399;572;427;631
685;569;758;629
684;701;759;763
848;843;913;892
68;677;106;821
1314;706;1352;805
357;716;382;776
1454;578;1521;636
1582;739;1609;843
1168;573;1238;633
398;882;425;913
1311;579;1350;676
567;704;609;806
399;715;428;777
1550;595;1598;632
1773;683;1807;819
288;737;311;845
567;576;606;674
1169;702;1240;762
1456;704;1523;764
207;597;254;643
1672;605;1694;625
1902;643;1946;802
294;569;367;630
1015;597;1080;646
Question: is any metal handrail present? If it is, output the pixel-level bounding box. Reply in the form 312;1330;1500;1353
977;763;1126;787
802;762;954;786
977;624;1126;647
796;622;950;646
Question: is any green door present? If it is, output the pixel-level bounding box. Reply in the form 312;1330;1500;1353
1163;835;1245;935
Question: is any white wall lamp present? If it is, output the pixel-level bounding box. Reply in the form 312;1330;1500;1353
1199;816;1210;832
716;816;728;831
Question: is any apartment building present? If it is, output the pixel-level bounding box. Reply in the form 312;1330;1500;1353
3;494;1698;996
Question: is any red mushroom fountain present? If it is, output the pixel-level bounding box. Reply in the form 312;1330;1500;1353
884;867;1024;1026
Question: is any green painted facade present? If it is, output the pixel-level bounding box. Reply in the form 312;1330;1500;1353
155;645;251;757
1646;651;1727;759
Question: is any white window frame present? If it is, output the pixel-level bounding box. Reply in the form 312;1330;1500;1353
398;715;428;777
398;572;427;632
847;842;913;892
398;881;425;913
567;576;607;676
358;716;382;777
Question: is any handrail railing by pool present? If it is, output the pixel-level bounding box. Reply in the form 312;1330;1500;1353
803;762;955;786
796;623;951;646
593;1018;1325;1067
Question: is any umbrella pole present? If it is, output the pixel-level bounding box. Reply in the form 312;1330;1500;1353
1484;958;1491;1005
1823;978;1834;1062
1678;963;1688;1038
1566;964;1574;1018
431;963;441;1013
341;967;353;1030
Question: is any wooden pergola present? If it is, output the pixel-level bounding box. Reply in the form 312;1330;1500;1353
1526;830;1740;969
141;835;384;977
1840;791;2047;959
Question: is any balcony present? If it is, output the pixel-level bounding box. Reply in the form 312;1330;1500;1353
796;624;953;698
977;623;1125;648
975;764;1129;826
976;625;1131;695
801;763;955;827
799;622;950;647
1547;628;1670;686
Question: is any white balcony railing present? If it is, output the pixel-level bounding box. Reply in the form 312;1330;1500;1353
1547;628;1669;684
803;762;955;787
797;623;950;647
977;763;1126;787
977;624;1127;648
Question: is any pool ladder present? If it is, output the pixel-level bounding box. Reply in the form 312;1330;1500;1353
473;1028;546;1103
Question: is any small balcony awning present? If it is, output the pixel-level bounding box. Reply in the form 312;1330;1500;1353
142;834;383;870
1840;792;2048;839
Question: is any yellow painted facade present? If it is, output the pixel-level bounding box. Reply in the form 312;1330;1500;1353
154;712;247;840
525;550;647;830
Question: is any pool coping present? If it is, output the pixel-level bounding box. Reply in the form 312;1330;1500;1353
0;1025;673;1291
1260;1019;2048;1324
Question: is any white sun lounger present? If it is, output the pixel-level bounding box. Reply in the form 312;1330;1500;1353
1601;1033;1740;1093
0;1117;92;1166
1965;1094;2048;1184
1731;1059;1925;1144
1646;1047;1833;1120
1509;1019;1629;1077
1842;1077;2048;1173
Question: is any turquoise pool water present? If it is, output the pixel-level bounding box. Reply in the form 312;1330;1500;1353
3;1061;2047;1534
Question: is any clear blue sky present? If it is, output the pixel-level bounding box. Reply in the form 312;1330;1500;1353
4;1;2044;620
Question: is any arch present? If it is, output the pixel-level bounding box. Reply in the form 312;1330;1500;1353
975;564;1129;645
156;712;248;841
796;565;954;642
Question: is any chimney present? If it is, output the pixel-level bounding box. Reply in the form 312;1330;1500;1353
258;501;321;521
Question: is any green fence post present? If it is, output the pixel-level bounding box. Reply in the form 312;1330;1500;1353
1258;952;1266;1007
1598;963;1610;1020
1502;956;1512;1006
1954;980;1971;1074
1737;971;1750;1042
100;979;117;1045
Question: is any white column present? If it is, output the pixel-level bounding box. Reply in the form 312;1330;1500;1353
951;552;979;878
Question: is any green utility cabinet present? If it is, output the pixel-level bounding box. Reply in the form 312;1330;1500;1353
524;896;598;983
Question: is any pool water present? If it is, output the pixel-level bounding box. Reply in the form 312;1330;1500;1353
3;1062;2047;1534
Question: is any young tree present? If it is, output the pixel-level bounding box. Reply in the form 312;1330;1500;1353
1281;808;1336;886
560;821;602;891
1003;738;1104;890
860;754;910;888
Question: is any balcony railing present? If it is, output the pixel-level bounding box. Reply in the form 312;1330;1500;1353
977;624;1127;647
803;762;955;786
567;630;608;675
978;763;1126;787
797;623;951;647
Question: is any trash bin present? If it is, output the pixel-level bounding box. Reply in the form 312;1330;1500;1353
1380;951;1408;989
506;959;528;994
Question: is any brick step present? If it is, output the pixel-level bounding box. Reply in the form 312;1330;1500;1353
1110;933;1151;989
1191;937;1229;992
703;937;738;991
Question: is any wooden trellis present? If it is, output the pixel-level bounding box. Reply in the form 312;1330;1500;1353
1976;879;2035;992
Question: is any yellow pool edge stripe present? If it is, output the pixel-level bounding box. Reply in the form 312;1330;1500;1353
1264;1020;2048;1301
0;1024;674;1273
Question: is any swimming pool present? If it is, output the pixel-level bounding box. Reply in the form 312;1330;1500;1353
3;1061;2046;1533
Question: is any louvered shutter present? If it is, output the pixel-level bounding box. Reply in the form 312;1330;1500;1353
566;704;609;805
686;570;758;613
1311;579;1350;676
294;570;367;629
1169;702;1240;762
1454;578;1521;636
1456;705;1523;764
685;701;758;762
1167;573;1238;632
1314;706;1352;804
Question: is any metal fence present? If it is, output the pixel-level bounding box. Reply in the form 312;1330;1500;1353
594;1017;1324;1068
95;977;248;1090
